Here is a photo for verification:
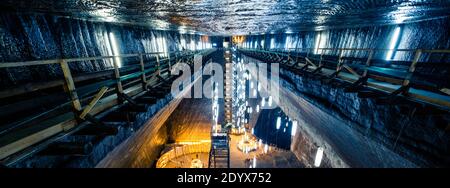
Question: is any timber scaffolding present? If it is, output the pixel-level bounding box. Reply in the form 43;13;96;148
238;47;450;114
0;49;216;166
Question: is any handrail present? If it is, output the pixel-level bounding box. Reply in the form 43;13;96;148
0;48;216;162
246;47;450;54
0;49;213;99
0;48;214;118
238;48;450;111
0;50;201;68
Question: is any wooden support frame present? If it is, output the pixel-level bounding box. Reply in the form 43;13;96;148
79;87;109;120
139;54;147;90
84;114;106;127
60;60;82;113
389;85;410;97
318;50;324;67
240;48;450;110
342;64;361;78
312;65;324;74
346;76;368;90
336;49;344;72
156;54;161;76
299;63;310;71
0;49;217;162
362;50;374;77
167;53;171;72
441;88;450;96
305;57;318;69
111;56;124;104
402;49;422;88
119;92;140;107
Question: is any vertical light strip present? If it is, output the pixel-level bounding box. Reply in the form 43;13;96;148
386;26;401;60
181;36;186;50
270;37;275;49
285;35;291;50
104;32;114;67
108;32;122;68
190;37;195;50
314;31;322;54
314;147;324;167
276;116;281;130
291;120;298;136
160;36;167;57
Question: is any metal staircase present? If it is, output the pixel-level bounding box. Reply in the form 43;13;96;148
208;133;230;168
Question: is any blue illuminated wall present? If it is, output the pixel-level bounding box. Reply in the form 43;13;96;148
0;13;213;89
242;17;450;62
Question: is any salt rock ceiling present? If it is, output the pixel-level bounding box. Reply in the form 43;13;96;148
1;0;450;35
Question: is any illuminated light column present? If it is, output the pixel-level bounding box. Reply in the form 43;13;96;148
291;120;298;136
276;117;281;130
386;26;402;60
314;147;324;167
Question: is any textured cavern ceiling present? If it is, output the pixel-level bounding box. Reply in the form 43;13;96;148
1;0;450;35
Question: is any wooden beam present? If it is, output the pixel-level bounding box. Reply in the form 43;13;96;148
335;49;344;72
305;57;318;68
362;50;373;77
440;88;450;96
60;60;82;112
0;113;76;160
79;87;109;119
342;64;361;78
0;50;212;162
344;77;368;92
0;84;144;161
368;74;403;85
139;54;147;90
156;55;161;76
96;75;201;168
168;51;172;71
245;50;450;110
402;49;422;87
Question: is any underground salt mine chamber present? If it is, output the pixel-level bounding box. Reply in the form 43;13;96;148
0;0;449;168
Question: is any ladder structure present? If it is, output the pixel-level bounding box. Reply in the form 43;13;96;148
224;54;234;125
208;49;232;168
